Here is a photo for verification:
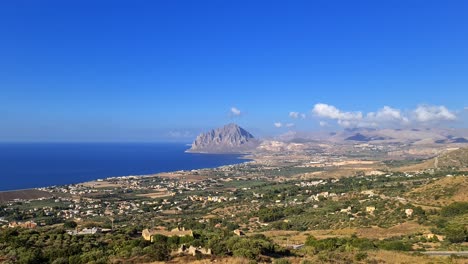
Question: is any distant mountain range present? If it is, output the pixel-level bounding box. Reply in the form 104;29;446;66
188;124;468;154
345;133;390;142
276;127;468;145
187;123;259;153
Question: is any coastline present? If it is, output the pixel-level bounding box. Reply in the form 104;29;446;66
0;152;254;196
0;142;252;192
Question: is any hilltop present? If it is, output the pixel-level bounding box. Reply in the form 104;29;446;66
396;147;468;171
406;176;468;206
435;147;468;169
187;123;259;153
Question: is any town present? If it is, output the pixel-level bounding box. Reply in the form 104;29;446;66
1;145;467;263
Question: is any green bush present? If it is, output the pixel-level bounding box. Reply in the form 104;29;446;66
274;259;291;264
378;240;412;251
441;202;468;217
63;221;77;229
445;224;467;243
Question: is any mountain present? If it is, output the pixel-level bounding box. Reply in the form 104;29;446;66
345;133;389;142
187;123;259;153
435;147;468;169
435;137;468;144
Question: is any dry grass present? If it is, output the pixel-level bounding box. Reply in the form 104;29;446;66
147;256;252;264
161;210;181;215
157;173;208;182
368;250;466;264
141;251;466;264
0;189;56;202
137;192;173;199
79;181;123;188
356;222;429;240
255;230;309;245
298;251;465;264
406;176;468;206
257;222;428;245
396;159;435;172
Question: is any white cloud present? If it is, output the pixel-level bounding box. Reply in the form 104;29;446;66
413;105;456;122
319;121;329;127
285;123;295;128
312;103;362;127
289;112;299;119
366;106;409;126
274;122;283;128
289;112;306;119
312;103;458;128
230;107;241;116
312;103;363;121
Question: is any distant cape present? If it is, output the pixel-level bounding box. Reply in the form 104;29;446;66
187;123;259;153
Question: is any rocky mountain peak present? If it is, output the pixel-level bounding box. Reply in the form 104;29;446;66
187;123;258;153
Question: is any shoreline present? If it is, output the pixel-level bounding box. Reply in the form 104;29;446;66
0;153;255;194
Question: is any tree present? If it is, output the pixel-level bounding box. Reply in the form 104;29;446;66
441;202;468;217
63;221;77;229
445;224;467;243
146;243;170;261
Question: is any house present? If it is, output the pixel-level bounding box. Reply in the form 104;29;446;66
366;206;376;214
405;209;414;217
8;221;37;229
67;227;103;236
233;229;245;236
177;245;212;256
340;206;352;213
142;227;193;242
425;233;444;241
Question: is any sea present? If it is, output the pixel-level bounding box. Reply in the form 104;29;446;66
0;143;249;191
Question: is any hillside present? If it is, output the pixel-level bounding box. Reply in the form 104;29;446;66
435;147;468;169
396;147;468;172
406;176;468;207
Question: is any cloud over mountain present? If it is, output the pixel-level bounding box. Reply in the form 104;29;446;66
230;107;242;116
312;103;458;128
289;112;306;119
413;105;456;122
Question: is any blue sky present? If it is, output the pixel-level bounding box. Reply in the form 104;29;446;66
1;0;467;142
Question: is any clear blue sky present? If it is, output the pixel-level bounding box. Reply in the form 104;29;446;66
1;0;467;142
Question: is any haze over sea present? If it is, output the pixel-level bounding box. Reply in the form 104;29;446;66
0;143;249;191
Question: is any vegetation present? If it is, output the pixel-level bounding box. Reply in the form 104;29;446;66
1;157;467;263
441;202;468;217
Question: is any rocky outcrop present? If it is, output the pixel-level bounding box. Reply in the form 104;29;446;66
187;123;258;153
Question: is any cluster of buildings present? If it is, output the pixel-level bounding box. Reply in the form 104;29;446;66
187;195;237;203
7;221;37;229
142;227;194;242
66;227;111;236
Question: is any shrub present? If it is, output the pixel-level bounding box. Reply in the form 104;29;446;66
441;202;468;217
355;251;368;261
63;221;77;229
274;259;291;264
445;224;467;243
378;240;412;251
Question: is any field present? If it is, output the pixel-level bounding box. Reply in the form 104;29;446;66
137;191;173;199
0;189;55;203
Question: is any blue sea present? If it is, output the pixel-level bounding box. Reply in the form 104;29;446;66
0;143;249;191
